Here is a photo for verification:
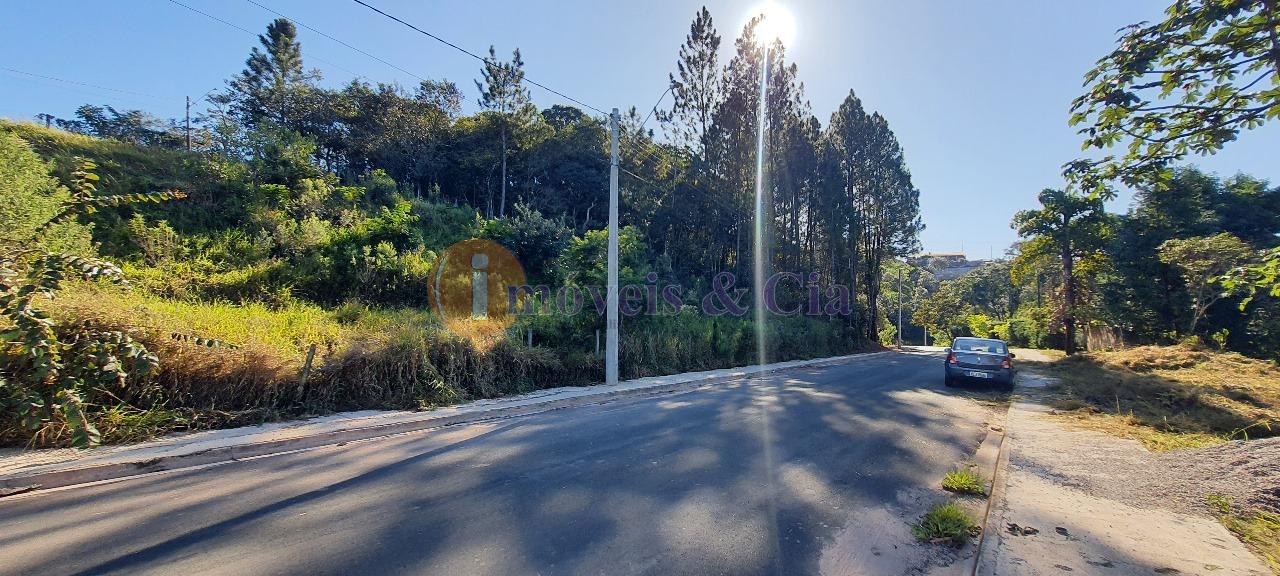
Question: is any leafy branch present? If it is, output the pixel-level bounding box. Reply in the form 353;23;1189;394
1;158;181;447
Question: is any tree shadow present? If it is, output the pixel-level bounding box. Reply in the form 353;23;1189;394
2;352;995;576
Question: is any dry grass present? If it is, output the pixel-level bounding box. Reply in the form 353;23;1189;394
12;282;870;447
1210;493;1280;574
1037;345;1280;451
1011;348;1066;363
1223;512;1280;573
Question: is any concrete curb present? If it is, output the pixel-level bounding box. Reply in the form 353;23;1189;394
933;398;1009;576
0;350;892;494
968;409;1010;576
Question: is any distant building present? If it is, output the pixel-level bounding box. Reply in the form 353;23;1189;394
910;252;989;281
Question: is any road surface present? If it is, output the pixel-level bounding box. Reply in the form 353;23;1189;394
0;349;998;575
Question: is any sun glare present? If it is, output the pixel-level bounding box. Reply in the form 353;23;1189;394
750;2;797;47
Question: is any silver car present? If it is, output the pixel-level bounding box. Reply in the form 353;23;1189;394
943;337;1014;387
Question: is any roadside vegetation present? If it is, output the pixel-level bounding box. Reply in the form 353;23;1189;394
2;8;926;447
1209;494;1280;573
897;1;1280;361
940;465;987;496
911;501;978;546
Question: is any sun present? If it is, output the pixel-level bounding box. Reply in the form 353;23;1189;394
749;1;797;47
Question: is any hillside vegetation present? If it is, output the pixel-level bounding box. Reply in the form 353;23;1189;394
0;118;869;447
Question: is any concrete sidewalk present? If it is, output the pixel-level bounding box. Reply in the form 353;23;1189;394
0;350;890;492
978;368;1270;575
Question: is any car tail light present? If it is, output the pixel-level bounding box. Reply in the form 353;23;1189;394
1001;357;1011;369
947;352;958;364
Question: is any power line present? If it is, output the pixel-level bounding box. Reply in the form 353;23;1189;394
348;0;608;115
166;0;256;35
165;0;365;80
639;83;673;132
1;67;167;101
347;0;486;61
243;0;425;82
624;137;685;170
619;166;655;186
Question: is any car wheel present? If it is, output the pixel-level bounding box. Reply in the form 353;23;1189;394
943;373;955;387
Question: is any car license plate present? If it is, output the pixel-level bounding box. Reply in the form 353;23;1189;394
965;371;991;378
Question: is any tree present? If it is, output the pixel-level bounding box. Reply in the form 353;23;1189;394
475;46;532;218
525;106;608;230
218;18;319;131
817;91;921;337
912;281;968;345
1159;233;1254;334
954;261;1019;320
55;104;183;149
855;113;922;340
1066;0;1280;194
1102;167;1280;339
482;203;574;285
1012;189;1109;354
416;79;463;119
704;16;765;284
665;6;722;157
342;82;451;196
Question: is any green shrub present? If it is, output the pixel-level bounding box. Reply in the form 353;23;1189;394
1;158;181;446
0;131;94;255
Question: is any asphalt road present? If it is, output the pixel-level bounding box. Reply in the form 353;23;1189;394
0;349;998;576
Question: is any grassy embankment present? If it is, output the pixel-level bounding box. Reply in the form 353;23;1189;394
9;281;870;446
1025;345;1279;451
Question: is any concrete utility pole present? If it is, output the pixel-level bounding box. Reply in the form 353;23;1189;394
606;109;620;385
897;266;903;348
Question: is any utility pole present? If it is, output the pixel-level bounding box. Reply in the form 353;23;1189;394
606;109;620;385
897;265;903;348
185;96;192;152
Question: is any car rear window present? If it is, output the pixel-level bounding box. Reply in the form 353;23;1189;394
954;339;1007;354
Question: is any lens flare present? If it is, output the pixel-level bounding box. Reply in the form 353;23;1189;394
749;1;797;46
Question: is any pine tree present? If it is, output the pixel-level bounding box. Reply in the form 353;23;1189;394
665;7;722;158
475;46;531;218
1013;190;1109;354
218;18;318;131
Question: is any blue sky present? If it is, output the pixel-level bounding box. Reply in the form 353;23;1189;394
3;0;1278;257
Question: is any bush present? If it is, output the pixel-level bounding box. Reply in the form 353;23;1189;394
1;158;181;446
0;131;94;255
